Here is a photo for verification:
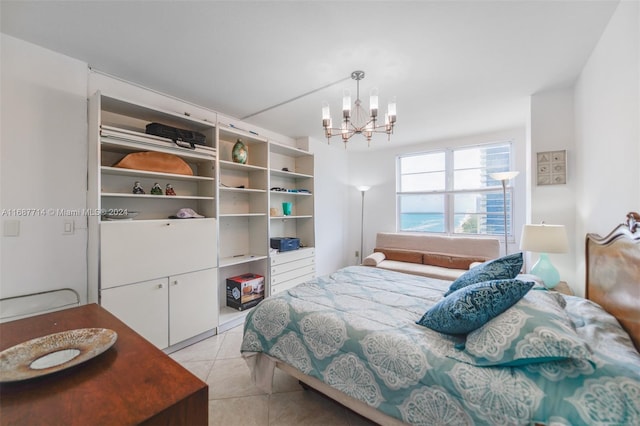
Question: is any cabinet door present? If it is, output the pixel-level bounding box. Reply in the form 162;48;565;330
101;278;169;349
169;268;218;346
101;219;217;288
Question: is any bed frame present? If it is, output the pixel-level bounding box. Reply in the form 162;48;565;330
585;211;640;351
274;212;640;425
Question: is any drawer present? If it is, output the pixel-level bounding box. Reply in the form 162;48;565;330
271;256;315;276
271;272;315;295
101;219;217;288
271;264;315;286
270;248;315;266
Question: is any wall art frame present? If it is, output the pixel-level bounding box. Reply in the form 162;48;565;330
537;150;567;185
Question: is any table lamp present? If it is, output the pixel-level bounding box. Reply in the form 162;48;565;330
520;223;569;288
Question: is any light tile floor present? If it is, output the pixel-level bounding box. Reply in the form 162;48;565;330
170;326;377;426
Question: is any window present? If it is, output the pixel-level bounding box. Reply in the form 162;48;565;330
397;142;515;237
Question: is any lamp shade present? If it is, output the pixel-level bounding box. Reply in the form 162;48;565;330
489;171;520;181
520;224;569;253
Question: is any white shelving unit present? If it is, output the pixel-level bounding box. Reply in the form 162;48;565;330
268;142;316;299
216;125;269;330
88;91;219;350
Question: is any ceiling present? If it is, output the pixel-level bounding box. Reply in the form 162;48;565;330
1;1;619;150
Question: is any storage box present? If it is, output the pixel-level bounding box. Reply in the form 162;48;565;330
226;273;265;311
270;237;300;252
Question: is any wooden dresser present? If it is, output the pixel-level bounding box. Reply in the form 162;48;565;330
0;304;208;425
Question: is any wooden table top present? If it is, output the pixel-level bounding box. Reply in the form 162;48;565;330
0;304;207;425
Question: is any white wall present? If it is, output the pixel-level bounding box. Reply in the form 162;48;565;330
307;138;350;275
347;128;528;262
528;88;577;291
1;34;89;303
574;0;640;293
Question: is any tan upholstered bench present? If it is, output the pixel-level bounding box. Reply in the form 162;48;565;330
363;232;500;281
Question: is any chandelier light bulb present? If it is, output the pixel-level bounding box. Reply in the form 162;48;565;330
322;102;331;120
342;89;351;119
369;88;379;118
387;97;397;122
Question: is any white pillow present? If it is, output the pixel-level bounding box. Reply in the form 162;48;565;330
362;252;385;266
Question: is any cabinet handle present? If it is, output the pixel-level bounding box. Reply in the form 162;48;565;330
171;280;178;286
165;222;171;226
157;283;164;289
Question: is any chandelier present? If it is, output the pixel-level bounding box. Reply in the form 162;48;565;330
322;70;396;146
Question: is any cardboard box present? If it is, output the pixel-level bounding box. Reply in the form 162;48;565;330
226;273;265;311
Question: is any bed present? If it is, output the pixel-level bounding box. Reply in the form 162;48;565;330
241;213;640;425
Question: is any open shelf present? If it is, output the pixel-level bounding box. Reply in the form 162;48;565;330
270;169;313;179
101;138;215;163
219;254;268;268
102;193;214;200
219;160;267;172
102;166;214;182
219;213;266;217
220;187;266;193
218;306;252;332
270;215;313;220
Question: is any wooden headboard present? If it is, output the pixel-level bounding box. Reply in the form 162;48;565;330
586;212;640;352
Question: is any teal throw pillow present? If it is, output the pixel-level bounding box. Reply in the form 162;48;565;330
416;279;534;335
448;289;594;367
444;252;523;296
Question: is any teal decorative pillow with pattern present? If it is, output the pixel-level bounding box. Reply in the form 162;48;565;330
448;289;594;367
416;279;534;335
444;252;523;296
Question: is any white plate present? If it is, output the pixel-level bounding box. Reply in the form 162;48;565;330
0;328;117;383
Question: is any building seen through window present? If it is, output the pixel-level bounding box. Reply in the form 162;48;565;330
397;143;514;237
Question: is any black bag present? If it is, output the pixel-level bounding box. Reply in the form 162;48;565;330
145;123;206;150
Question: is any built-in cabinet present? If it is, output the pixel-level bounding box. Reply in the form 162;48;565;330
215;129;316;331
268;142;316;297
216;125;270;331
88;90;316;344
88;91;219;350
101;268;217;348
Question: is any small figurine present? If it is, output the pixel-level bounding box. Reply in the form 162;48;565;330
150;182;163;195
132;181;145;194
165;183;176;196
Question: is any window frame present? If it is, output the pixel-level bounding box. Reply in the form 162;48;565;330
396;141;516;238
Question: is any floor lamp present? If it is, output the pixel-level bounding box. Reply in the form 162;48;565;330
489;171;519;255
357;186;371;263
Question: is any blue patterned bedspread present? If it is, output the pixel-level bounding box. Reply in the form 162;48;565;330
241;266;640;425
